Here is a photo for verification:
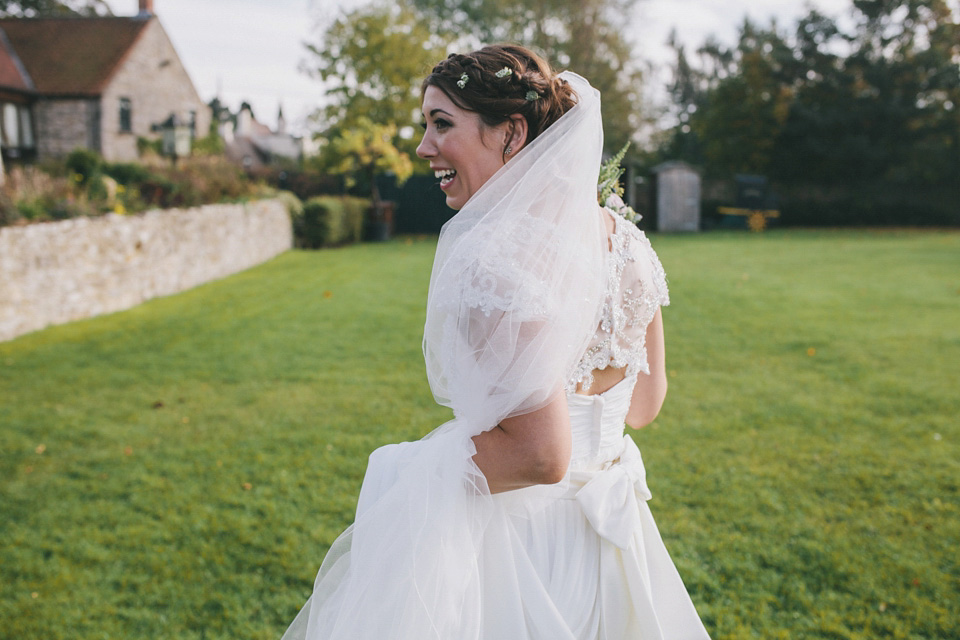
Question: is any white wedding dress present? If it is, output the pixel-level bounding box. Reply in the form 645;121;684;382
281;72;709;640
478;211;709;639
282;211;710;640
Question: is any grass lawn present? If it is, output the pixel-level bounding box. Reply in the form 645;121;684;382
1;230;957;639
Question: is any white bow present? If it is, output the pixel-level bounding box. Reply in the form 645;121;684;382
572;436;652;549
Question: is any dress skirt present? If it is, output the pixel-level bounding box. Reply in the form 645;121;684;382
282;374;710;639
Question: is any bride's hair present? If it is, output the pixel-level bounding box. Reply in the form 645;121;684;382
422;44;578;143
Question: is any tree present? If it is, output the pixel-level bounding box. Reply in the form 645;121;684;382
676;20;795;177
843;0;960;184
660;0;959;224
662;0;959;185
0;0;111;17
304;0;449;163
319;117;413;209
409;0;645;153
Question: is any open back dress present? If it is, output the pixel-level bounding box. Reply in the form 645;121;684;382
281;72;709;640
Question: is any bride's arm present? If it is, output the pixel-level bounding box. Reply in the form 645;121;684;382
471;394;572;494
625;308;668;429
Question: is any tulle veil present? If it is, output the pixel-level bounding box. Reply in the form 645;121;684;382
281;72;608;639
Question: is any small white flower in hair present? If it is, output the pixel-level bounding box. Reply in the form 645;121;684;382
495;67;513;78
457;73;469;89
525;90;540;101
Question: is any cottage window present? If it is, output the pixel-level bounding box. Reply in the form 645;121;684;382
119;97;132;133
19;106;34;148
2;103;18;147
188;109;197;139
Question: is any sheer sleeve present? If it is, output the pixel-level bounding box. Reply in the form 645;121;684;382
423;72;607;435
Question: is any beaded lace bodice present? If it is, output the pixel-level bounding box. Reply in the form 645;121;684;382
565;209;670;393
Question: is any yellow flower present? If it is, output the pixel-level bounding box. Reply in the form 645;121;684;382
114;204;127;215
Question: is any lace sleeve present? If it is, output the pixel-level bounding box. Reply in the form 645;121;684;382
422;72;607;436
566;215;669;392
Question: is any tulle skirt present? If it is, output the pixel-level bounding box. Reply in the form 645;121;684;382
281;419;710;640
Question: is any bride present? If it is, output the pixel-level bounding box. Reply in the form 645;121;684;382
282;44;710;639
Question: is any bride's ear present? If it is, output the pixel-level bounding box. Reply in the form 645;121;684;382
503;114;528;158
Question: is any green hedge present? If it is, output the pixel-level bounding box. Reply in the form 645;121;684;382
295;195;369;248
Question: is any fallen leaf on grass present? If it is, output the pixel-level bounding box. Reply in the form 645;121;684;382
35;444;46;455
242;482;253;491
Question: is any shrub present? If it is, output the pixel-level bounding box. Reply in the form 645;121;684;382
1;154;261;228
0;190;18;226
65;148;103;183
86;174;109;202
299;197;340;249
137;136;163;157
297;195;370;248
192;132;225;156
342;196;367;243
274;190;303;218
3;166;76;223
15;197;45;221
106;162;153;185
171;156;249;203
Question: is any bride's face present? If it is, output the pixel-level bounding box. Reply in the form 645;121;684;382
417;86;507;211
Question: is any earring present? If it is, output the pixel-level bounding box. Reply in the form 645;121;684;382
505;146;513;155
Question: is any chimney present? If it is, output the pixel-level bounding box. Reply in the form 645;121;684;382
138;0;154;15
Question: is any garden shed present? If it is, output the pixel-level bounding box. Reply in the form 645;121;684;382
652;161;700;232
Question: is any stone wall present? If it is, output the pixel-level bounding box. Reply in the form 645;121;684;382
0;199;291;342
35;98;99;159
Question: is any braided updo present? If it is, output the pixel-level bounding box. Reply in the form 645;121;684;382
421;44;578;144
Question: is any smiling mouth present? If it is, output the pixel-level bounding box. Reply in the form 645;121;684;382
435;168;457;186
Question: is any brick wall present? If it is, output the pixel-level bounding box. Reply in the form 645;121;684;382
0;199;292;342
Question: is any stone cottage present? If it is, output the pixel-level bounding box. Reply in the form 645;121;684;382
0;0;209;163
222;104;303;171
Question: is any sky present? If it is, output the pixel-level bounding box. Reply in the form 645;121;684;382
103;0;854;135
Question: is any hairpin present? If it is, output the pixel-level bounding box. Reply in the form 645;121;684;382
457;73;469;89
525;90;540;101
495;67;513;79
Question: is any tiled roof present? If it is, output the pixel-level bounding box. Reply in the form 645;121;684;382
0;26;32;92
0;17;150;96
